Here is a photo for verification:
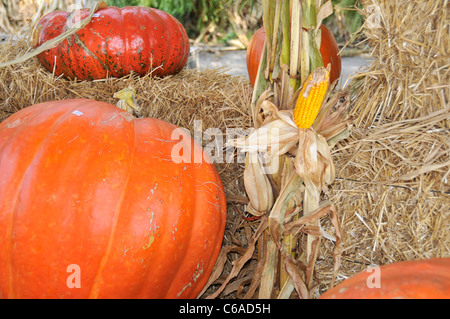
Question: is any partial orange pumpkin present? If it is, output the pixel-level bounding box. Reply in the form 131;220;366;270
246;24;342;87
0;99;226;298
246;27;266;88
320;258;450;299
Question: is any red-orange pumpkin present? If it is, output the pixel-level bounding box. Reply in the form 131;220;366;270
319;24;341;86
246;27;266;88
0;99;226;298
320;258;450;299
32;6;190;80
246;25;342;87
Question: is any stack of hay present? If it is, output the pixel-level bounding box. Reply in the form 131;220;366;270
315;0;449;294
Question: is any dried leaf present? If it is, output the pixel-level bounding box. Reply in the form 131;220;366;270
197;245;246;298
268;172;303;243
258;239;278;298
206;217;268;299
283;257;309;299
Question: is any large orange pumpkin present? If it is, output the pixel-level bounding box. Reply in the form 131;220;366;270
0;99;226;298
246;24;342;87
32;6;190;80
320;258;450;299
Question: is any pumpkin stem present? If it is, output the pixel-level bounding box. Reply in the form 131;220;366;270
98;1;108;10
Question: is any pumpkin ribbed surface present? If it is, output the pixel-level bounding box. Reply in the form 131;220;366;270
0;99;226;298
33;6;190;80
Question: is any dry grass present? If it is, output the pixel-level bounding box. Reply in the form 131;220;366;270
349;0;449;128
0;0;90;36
0;0;449;299
315;112;450;294
314;0;450;295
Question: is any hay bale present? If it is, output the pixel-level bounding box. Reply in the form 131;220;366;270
313;0;450;295
349;0;449;128
315;115;449;294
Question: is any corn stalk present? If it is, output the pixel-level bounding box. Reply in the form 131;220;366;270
233;0;351;298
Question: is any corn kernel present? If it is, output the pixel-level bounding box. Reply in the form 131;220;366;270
293;68;330;129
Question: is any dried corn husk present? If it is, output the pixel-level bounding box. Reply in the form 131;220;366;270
244;152;275;216
113;86;142;115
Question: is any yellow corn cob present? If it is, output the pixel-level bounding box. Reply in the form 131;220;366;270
293;67;330;129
